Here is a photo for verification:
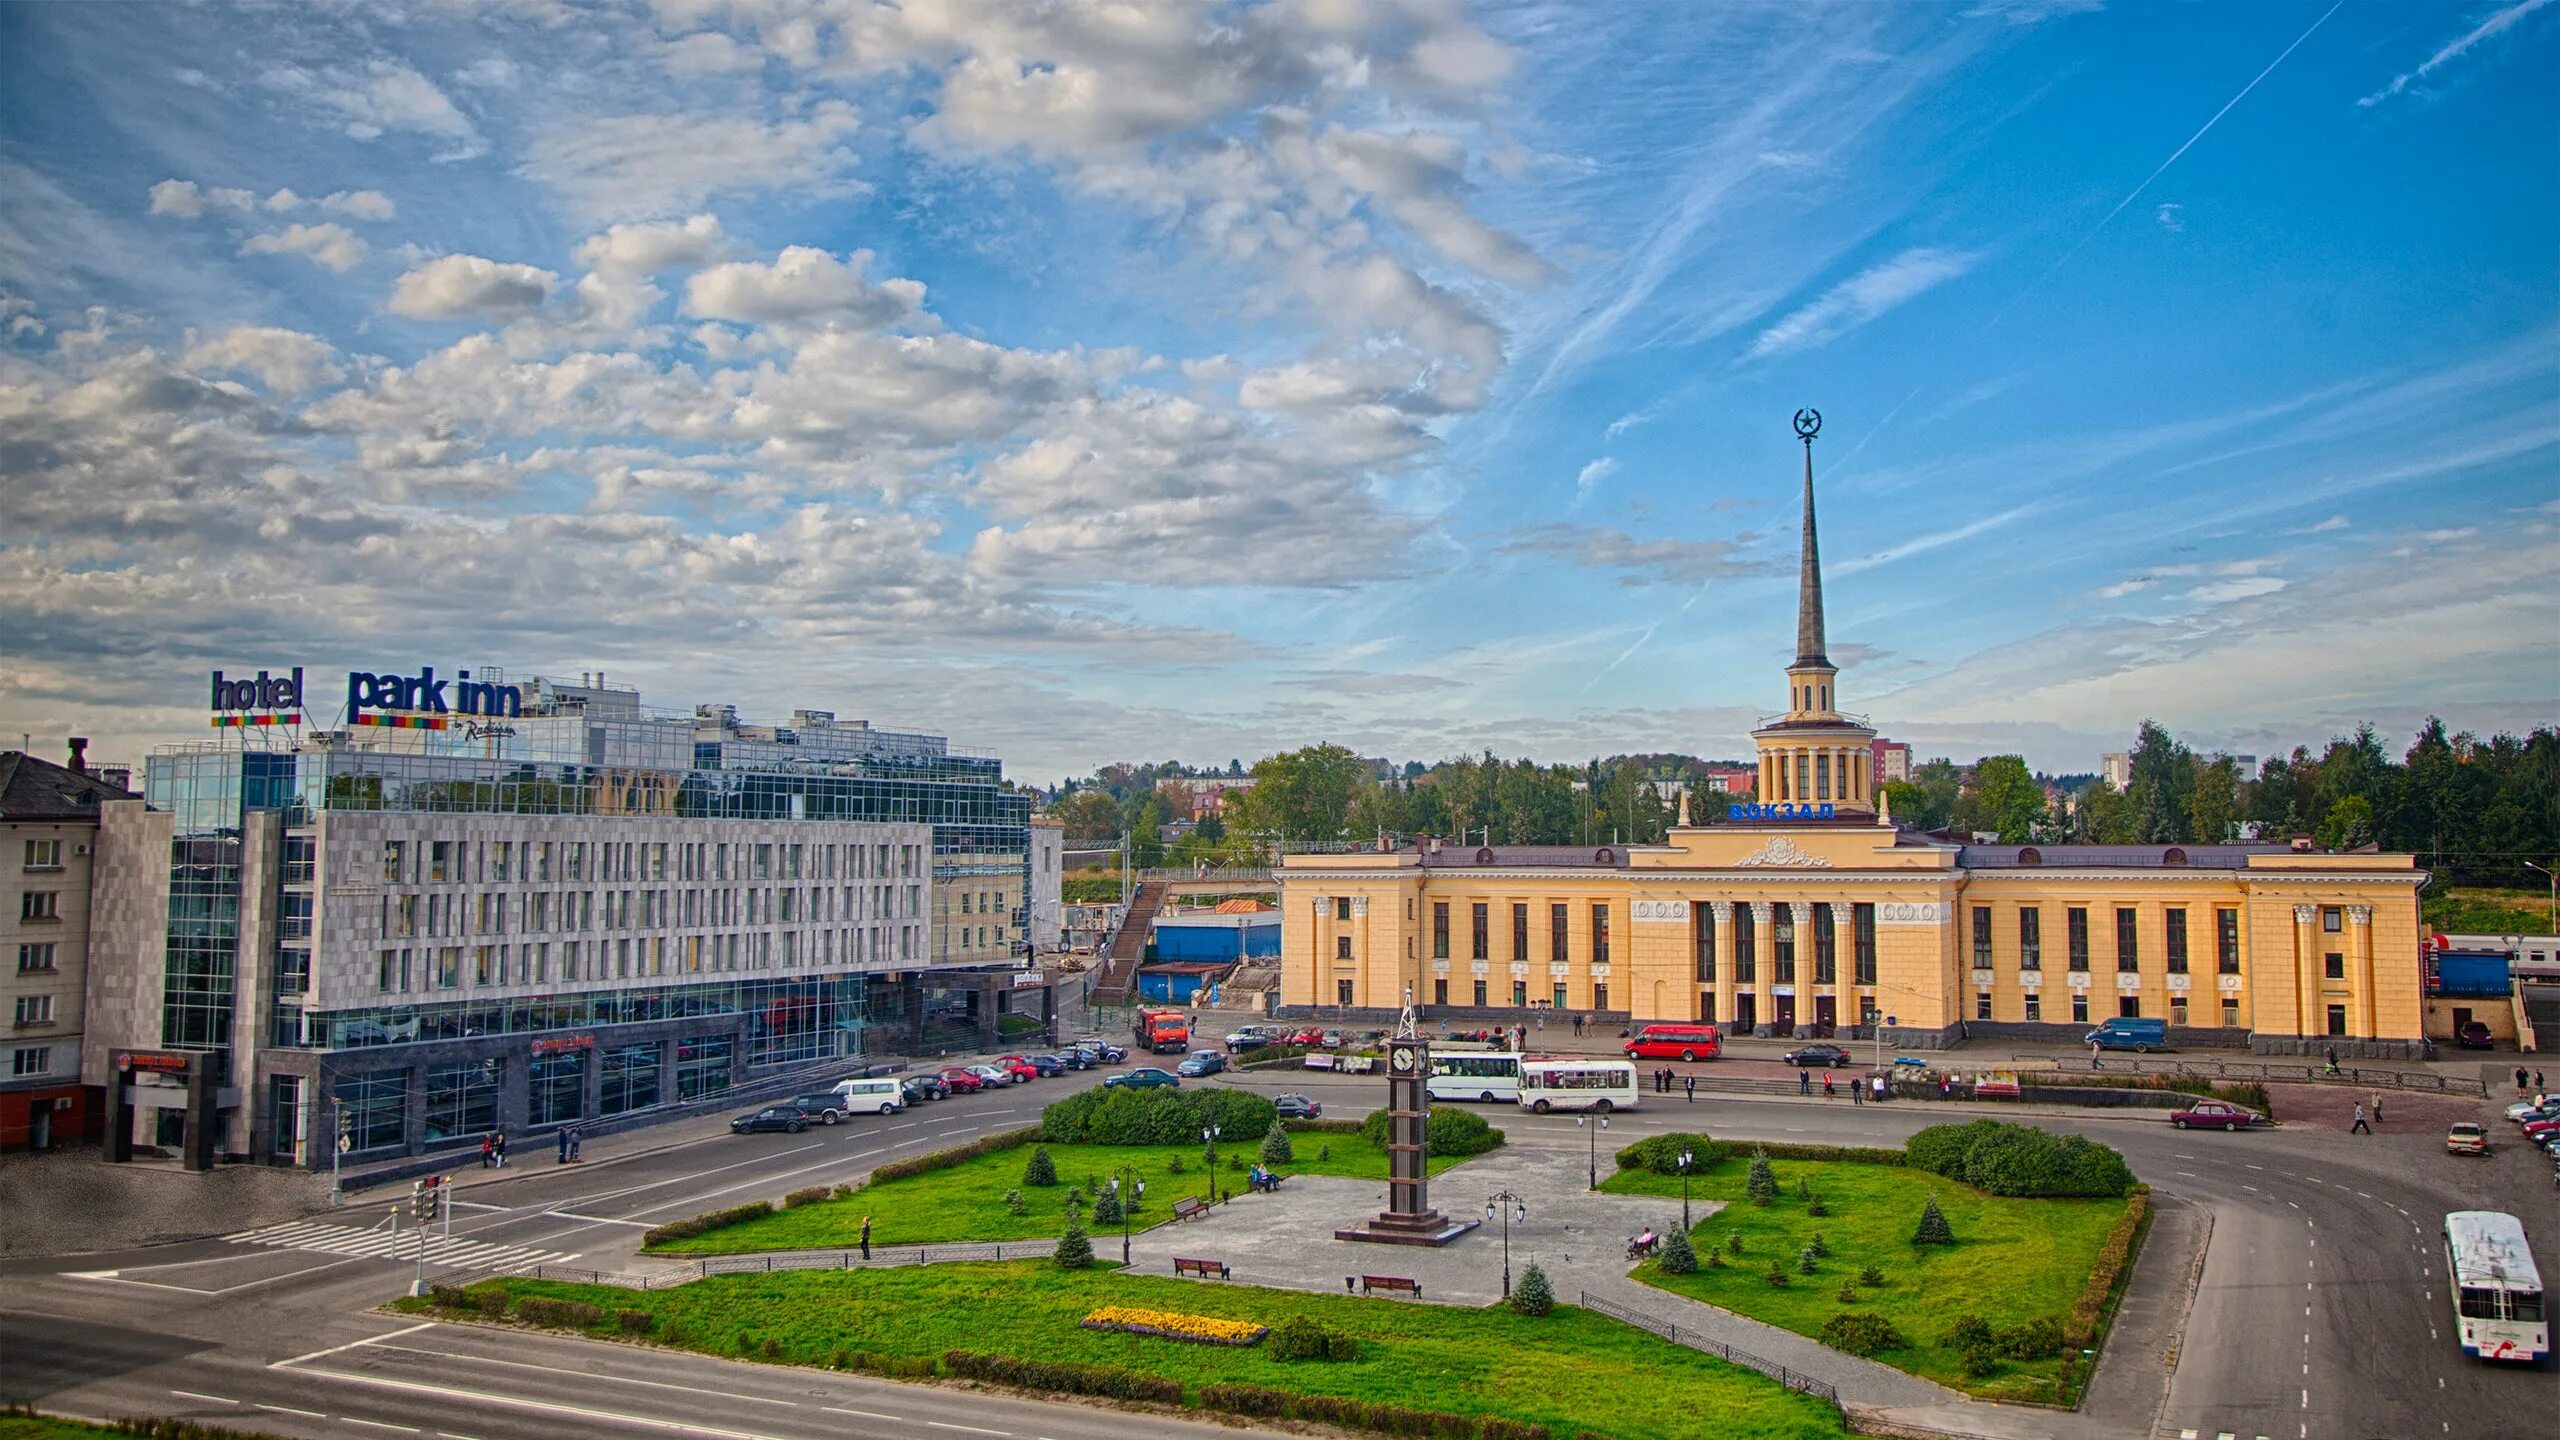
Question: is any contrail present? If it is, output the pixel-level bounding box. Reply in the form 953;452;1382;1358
1991;0;2345;328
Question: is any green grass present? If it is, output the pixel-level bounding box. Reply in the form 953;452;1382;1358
459;1262;1849;1440
1;1418;286;1440
2422;887;2553;935
650;1137;1470;1253
1604;1156;2127;1404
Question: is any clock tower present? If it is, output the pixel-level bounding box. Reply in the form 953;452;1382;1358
1335;1013;1478;1245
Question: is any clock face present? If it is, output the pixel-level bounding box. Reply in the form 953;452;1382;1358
1390;1046;1416;1073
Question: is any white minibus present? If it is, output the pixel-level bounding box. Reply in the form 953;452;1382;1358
1517;1058;1640;1114
832;1077;906;1115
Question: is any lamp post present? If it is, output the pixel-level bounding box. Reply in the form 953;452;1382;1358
1677;1146;1695;1231
2525;861;2557;935
1576;1113;1609;1190
1483;1189;1529;1299
1109;1168;1146;1265
1201;1123;1222;1203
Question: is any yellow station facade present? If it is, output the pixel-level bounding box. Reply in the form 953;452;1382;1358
1277;418;2428;1056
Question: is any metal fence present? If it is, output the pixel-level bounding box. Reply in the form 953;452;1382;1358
440;1239;1061;1293
2009;1057;2486;1096
1578;1291;1840;1407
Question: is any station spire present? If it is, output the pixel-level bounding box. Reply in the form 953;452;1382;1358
1793;407;1828;668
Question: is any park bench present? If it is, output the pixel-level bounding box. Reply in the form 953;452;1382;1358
1172;1256;1231;1280
1359;1274;1421;1297
1171;1196;1211;1222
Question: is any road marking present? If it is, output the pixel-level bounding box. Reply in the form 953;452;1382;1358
2244;1163;2264;1170
227;1222;581;1272
538;1211;655;1227
823;1409;904;1422
285;1367;795;1440
67;1272;221;1295
2241;1184;2259;1192
258;1404;326;1419
556;1143;824;1209
438;1433;484;1440
170;1391;239;1405
925;1425;1008;1436
369;1344;795;1406
345;1419;420;1433
273;1321;441;1370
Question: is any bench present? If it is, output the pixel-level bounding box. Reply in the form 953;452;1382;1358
1171;1196;1211;1222
1359;1274;1422;1297
1172;1256;1231;1280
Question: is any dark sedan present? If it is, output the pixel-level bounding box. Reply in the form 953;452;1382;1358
900;1075;948;1103
1104;1067;1183;1090
785;1093;847;1125
730;1105;810;1135
1052;1049;1094;1071
1782;1043;1853;1069
1274;1093;1323;1119
1025;1053;1067;1077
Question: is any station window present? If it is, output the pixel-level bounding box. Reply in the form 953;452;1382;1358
2067;907;2089;971
2325;1005;2348;1036
1976;990;1993;1021
2018;907;2040;970
1512;980;1528;1007
1433;980;1448;1006
1335;935;1352;960
2070;992;2089;1024
2170;996;2189;1027
1337;979;1355;1005
1473;980;1487;1006
2221;997;2240;1027
2022;991;2040;1022
1334;896;1351;921
2216;907;2240;973
2325;952;2345;980
1471;903;1489;961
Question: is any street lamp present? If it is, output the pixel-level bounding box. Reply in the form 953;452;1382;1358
1677;1146;1695;1231
1201;1123;1222;1202
1109;1168;1146;1265
1483;1189;1530;1299
1576;1113;1609;1190
2524;861;2557;935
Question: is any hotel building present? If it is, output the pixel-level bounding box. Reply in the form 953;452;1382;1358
1278;423;2428;1057
84;670;1032;1169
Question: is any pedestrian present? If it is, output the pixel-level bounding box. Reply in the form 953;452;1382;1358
2089;1041;2101;1071
1937;1075;1951;1101
1822;1070;1835;1098
1851;1073;1864;1105
1683;1075;1695;1104
2370;1092;2384;1127
1573;1013;1584;1038
859;1214;872;1261
1798;1068;1811;1096
494;1131;507;1169
2537;1069;2546;1094
2350;1102;2370;1134
556;1125;570;1164
2324;1045;2339;1076
481;1132;495;1169
569;1124;583;1161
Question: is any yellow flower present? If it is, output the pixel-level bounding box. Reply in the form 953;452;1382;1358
1082;1306;1266;1343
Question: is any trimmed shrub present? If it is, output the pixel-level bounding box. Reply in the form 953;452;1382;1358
1054;1219;1094;1270
1819;1311;1907;1356
1906;1119;2133;1198
427;1284;471;1309
475;1289;510;1316
1905;1119;2005;1178
1753;1141;1906;1166
1359;1104;1505;1158
865;1127;1038;1185
942;1350;1183;1404
643;1200;775;1248
1233;1043;1313;1067
1268;1314;1359;1361
515;1297;607;1329
783;1185;832;1209
1194;1384;1552;1440
2064;1184;2152;1351
1614;1132;1729;1175
1022;1145;1059;1187
1041;1086;1278;1146
1944;1315;1993;1351
1994;1316;2065;1360
1745;1149;1779;1207
1657;1228;1697;1275
616;1309;654;1334
1259;1126;1294;1166
1511;1261;1555;1317
1285;1117;1363;1135
1962;1341;2000;1378
827;1349;938;1379
1913;1195;1955;1246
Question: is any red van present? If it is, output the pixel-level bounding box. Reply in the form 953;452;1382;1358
1624;1023;1722;1062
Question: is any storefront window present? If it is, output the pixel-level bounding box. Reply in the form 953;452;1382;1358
529;1051;585;1126
600;1042;661;1115
334;1070;407;1152
675;1036;734;1101
423;1060;501;1143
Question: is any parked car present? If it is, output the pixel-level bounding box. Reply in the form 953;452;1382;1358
2169;1099;2256;1131
971;1063;1017;1087
786;1093;848;1125
1274;1093;1323;1119
1225;1025;1285;1052
1176;1052;1225;1077
1023;1053;1067;1077
1052;1049;1093;1071
2447;1122;2491;1156
2454;1020;2496;1050
731;1105;809;1135
1781;1042;1853;1069
2504;1098;2558;1123
994;1056;1041;1082
938;1067;985;1094
1072;1038;1127;1063
2083;1016;2170;1053
1105;1067;1183;1090
900;1075;948;1103
1319;1030;1345;1048
2521;1117;2560;1145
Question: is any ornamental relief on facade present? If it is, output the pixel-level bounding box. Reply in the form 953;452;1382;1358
1631;898;1691;923
1733;836;1832;868
1874;901;1948;925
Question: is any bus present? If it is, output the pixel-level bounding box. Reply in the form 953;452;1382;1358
1428;1052;1522;1104
2443;1210;2546;1363
1517;1058;1641;1114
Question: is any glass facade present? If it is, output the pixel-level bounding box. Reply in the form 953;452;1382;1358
528;1051;585;1126
334;1069;407;1153
674;1036;734;1101
600;1042;661;1114
423;1060;502;1144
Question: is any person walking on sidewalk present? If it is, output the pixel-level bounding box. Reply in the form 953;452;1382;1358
2370;1092;2384;1128
1822;1070;1835;1099
1572;1013;1584;1038
568;1124;583;1161
557;1125;570;1164
2089;1040;2102;1070
2519;1066;2533;1095
859;1215;872;1261
2537;1068;2546;1094
1683;1075;1695;1104
2350;1102;2371;1134
480;1132;495;1169
494;1130;508;1169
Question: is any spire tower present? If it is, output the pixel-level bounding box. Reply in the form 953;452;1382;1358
1749;407;1875;819
1795;413;1828;668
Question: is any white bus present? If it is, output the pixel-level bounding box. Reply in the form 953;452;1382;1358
1517;1057;1640;1114
1428;1052;1522;1104
831;1077;906;1116
2444;1210;2546;1363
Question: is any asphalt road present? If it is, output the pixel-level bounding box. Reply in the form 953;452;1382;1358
6;1053;2556;1440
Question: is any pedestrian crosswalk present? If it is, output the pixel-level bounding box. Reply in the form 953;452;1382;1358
223;1220;579;1272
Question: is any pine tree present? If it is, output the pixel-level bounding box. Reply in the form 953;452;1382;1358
1510;1262;1555;1316
1657;1228;1698;1275
1022;1145;1059;1187
1913;1195;1955;1247
1053;1219;1094;1270
1808;1231;1829;1257
1746;1149;1779;1207
1260;1126;1294;1167
1092;1186;1123;1226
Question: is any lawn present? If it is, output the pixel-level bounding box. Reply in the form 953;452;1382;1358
0;1420;135;1440
457;1262;1850;1440
1603;1155;2128;1404
651;1135;1473;1253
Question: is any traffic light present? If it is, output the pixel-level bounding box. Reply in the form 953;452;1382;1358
411;1175;440;1223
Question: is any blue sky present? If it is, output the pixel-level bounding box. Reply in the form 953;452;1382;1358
0;0;2552;782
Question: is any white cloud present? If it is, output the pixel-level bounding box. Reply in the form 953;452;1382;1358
661;31;762;76
1573;456;1618;507
262;58;485;158
2360;0;2555;107
2155;202;2184;233
1747;248;1977;360
386;254;557;318
182;324;341;393
322;190;398;222
239;221;368;272
1501;523;1767;587
683;247;924;325
573;214;726;279
2189;576;2285;603
1834;502;2039;576
2305;514;2349;533
264;188;303;212
518;103;861;222
147;179;254;218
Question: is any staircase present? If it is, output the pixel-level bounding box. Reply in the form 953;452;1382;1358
2525;994;2560;1054
1088;880;1167;1006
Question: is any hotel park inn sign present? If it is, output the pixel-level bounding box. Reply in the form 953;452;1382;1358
208;663;524;730
1635;899;1947;925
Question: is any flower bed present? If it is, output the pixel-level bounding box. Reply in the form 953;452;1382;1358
1080;1305;1268;1347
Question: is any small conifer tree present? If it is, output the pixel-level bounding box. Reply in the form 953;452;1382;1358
1746;1149;1780;1207
1053;1218;1093;1269
1092;1186;1123;1225
1022;1145;1059;1187
1510;1261;1555;1316
1658;1228;1698;1275
1260;1127;1294;1167
1913;1195;1956;1247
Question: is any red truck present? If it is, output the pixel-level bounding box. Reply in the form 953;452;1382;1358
1134;1008;1191;1054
